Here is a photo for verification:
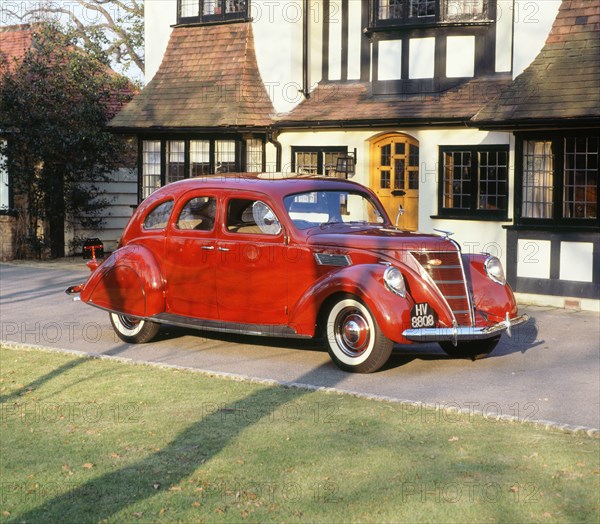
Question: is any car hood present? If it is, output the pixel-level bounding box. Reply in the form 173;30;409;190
305;227;459;252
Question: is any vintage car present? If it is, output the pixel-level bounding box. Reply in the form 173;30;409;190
67;175;528;373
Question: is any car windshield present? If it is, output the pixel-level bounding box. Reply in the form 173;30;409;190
284;190;386;230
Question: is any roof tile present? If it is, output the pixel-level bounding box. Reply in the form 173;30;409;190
110;23;275;130
473;0;600;124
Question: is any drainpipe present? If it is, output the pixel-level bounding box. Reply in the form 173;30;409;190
302;0;310;98
267;131;282;172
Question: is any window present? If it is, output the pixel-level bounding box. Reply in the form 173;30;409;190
178;0;248;24
141;137;262;200
226;199;281;235
215;140;238;173
285;191;385;230
190;140;210;177
373;0;490;26
144;200;174;230
166;141;185;184
176;196;216;231
142;141;161;200
291;147;348;177
439;145;508;219
246;139;264;173
519;133;598;225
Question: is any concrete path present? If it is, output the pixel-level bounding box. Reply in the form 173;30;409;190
1;262;599;429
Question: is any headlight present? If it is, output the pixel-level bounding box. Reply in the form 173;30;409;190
484;256;506;285
384;266;406;297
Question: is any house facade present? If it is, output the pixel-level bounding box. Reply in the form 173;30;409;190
111;0;599;311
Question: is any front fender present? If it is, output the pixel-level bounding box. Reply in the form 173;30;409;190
466;254;518;324
80;244;165;318
288;264;415;342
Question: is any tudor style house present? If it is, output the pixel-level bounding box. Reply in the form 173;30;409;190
110;0;599;310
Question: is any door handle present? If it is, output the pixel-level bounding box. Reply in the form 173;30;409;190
201;245;215;251
218;246;230;252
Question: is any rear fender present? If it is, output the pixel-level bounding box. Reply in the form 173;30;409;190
288;264;415;342
80;245;165;318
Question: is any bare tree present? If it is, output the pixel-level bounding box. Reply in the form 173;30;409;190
1;0;144;75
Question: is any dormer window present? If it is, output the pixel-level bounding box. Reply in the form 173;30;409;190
374;0;490;27
178;0;248;24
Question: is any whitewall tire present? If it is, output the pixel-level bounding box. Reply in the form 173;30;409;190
109;312;160;344
325;296;393;373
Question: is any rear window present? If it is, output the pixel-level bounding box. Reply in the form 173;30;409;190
143;200;174;230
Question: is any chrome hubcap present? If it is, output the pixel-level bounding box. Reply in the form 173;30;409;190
335;309;370;357
119;315;141;330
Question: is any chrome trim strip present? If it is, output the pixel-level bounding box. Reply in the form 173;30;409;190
402;314;529;342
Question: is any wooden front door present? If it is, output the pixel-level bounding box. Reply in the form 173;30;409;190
370;134;420;231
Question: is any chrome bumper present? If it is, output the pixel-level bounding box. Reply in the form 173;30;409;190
402;314;529;343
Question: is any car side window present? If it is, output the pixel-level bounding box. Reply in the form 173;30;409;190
226;198;281;235
176;196;216;231
143;200;174;230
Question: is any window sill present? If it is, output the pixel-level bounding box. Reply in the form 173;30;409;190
174;17;251;28
431;214;511;222
367;20;493;33
504;224;600;233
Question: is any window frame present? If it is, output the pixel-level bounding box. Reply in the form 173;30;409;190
371;0;493;29
177;0;250;25
437;144;510;221
514;131;600;229
139;136;265;201
291;146;349;177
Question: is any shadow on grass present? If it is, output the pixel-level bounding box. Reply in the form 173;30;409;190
11;363;342;523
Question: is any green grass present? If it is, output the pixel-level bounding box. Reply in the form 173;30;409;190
0;346;598;523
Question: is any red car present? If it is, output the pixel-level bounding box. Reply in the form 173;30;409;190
67;175;528;373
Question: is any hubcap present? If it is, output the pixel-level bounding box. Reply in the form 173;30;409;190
119;315;141;330
335;309;370;357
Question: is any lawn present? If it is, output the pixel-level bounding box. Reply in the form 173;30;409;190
1;346;598;523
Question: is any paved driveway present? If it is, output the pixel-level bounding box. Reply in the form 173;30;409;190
1;263;599;429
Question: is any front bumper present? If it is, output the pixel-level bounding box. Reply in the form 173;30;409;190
402;314;529;344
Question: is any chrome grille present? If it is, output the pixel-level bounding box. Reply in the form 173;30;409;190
411;251;473;326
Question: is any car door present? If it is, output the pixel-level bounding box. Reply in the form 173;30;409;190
216;193;289;325
163;191;219;319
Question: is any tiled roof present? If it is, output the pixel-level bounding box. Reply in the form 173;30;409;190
472;0;600;125
109;23;275;131
0;25;36;70
277;76;513;127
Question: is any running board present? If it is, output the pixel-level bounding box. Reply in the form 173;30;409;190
152;313;309;339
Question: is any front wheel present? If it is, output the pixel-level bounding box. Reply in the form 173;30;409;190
440;335;501;360
109;312;160;344
325;296;393;373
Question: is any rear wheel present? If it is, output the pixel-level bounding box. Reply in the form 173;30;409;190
324;296;393;373
109;312;160;344
440;335;500;360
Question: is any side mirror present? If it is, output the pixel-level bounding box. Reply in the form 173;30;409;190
395;205;405;227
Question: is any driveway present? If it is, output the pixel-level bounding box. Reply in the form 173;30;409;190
1;263;599;429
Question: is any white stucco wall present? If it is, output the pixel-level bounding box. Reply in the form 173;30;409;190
144;0;177;82
512;0;561;77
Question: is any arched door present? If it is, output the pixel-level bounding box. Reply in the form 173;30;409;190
370;133;420;231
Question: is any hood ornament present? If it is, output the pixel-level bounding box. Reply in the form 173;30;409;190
433;228;454;240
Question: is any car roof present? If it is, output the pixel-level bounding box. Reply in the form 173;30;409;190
143;174;372;203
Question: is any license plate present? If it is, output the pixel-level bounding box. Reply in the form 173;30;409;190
410;303;438;329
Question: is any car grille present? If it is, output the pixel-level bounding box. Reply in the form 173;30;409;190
410;251;473;326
